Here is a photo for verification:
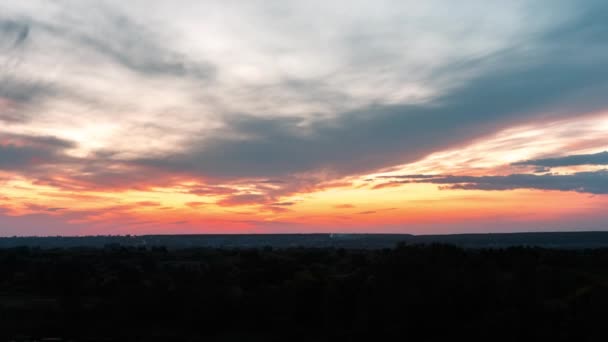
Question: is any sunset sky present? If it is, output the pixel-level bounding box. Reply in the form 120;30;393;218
1;0;608;235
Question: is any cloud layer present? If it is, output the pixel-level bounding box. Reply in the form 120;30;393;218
515;151;608;167
377;170;608;195
1;0;608;234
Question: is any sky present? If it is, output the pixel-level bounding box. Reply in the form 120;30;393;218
1;0;608;236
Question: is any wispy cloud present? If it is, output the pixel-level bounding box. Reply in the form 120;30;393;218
514;151;608;168
378;170;608;195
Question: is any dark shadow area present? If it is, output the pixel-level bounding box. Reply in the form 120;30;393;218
4;231;608;249
1;244;608;341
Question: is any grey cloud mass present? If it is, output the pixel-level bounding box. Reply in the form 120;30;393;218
0;19;29;48
412;171;608;195
1;10;215;80
0;77;57;123
1;0;608;196
53;10;215;79
134;1;608;179
514;151;608;167
1;6;215;124
0;133;76;170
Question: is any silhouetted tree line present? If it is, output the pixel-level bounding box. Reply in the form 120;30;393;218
1;244;608;341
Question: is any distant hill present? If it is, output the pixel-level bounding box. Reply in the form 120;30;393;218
1;231;608;249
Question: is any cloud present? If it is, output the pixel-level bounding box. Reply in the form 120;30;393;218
372;181;407;190
0;19;29;48
399;170;608;194
217;194;269;207
1;9;214;80
376;174;440;179
272;201;296;206
23;203;67;212
0;133;76;170
0;133;179;193
130;1;608;180
0;18;62;123
57;10;215;80
1;1;607;211
0;76;59;123
0;6;215;125
187;185;238;196
514;151;608;167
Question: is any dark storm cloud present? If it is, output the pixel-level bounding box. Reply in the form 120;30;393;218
407;170;608;195
132;2;608;180
514;151;608;167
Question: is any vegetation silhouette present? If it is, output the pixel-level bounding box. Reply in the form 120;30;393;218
1;243;608;341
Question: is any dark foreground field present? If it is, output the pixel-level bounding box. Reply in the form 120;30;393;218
2;244;608;341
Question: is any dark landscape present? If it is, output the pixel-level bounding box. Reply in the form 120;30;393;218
2;233;608;341
4;231;608;250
